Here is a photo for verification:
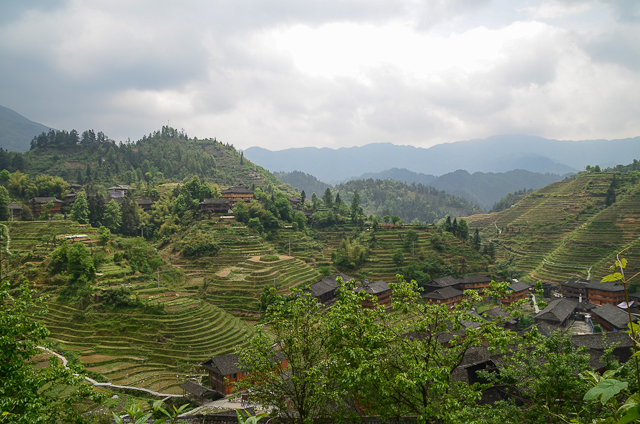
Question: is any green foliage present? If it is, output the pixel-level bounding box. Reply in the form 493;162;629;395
259;254;279;262
392;248;404;267
97;226;110;245
332;238;367;270
101;286;136;308
122;237;161;273
0;281;99;423
103;199;122;232
174;229;218;257
0;186;9;221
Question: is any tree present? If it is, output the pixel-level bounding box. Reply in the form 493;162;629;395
70;192;89;224
472;228;481;251
300;190;306;206
0;281;99;423
103;199;122;232
237;289;343;423
457;218;469;241
350;190;360;221
120;196;142;236
391;215;401;226
97;226;110;245
332;238;367;270
392;248;404;267
323;188;333;208
0;186;10;220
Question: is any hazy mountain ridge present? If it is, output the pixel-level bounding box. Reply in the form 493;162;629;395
244;134;640;182
0;105;54;152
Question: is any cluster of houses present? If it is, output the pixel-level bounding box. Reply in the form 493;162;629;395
191;273;638;405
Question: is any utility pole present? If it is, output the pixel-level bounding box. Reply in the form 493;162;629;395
157;268;160;288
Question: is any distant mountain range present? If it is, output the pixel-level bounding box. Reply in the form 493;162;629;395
277;168;567;211
0;105;54;152
244;134;640;182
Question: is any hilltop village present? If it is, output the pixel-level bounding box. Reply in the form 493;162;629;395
3;128;640;423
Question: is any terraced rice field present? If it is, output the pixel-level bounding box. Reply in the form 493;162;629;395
467;173;640;284
39;296;255;394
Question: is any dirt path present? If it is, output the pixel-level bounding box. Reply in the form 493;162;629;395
37;346;183;398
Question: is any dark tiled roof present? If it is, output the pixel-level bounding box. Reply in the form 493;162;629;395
629;292;640;301
33;197;63;203
535;298;578;324
201;353;242;376
357;280;389;295
200;198;231;205
108;184;135;191
562;279;623;293
424;286;463;300
427;275;459;288
459;275;492;284
7;203;22;210
221;185;253;194
136;199;154;205
180;380;215;397
592;303;637;329
483;306;516;324
307;273;352;298
509;281;531;293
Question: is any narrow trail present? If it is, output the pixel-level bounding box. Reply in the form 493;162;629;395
37;346;183;398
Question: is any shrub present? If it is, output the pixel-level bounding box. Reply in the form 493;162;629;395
260;254;280;262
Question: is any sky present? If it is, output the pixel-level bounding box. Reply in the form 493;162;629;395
0;0;639;150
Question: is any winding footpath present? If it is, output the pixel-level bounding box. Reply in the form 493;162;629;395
37;347;183;398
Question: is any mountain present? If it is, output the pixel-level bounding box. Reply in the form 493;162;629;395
244;134;640;182
0;105;54;152
352;168;436;186
273;170;332;197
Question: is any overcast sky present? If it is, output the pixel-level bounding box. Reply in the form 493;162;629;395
0;0;638;150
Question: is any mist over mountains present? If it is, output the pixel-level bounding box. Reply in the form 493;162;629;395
245;134;640;182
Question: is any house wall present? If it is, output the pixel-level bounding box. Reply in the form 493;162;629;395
424;295;462;306
589;289;624;306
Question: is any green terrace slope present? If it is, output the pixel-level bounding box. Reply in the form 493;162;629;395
162;221;323;318
39;297;254;395
466;172;640;283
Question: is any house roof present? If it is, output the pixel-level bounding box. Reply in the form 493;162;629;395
427;275;459;288
592;303;637;329
136;199;154;205
423;286;463;300
180;380;215;397
535;298;578;324
7;203;22;210
33;197;63;203
221;185;253;195
108;184;135;191
306;273;353;298
562;278;624;293
483;306;517;324
356;280;389;295
458;275;492;285
508;281;531;293
200;198;231;205
201;353;242;376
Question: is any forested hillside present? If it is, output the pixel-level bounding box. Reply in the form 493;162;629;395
333;179;483;223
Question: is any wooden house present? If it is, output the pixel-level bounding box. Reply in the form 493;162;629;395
201;352;287;397
32;197;63;216
356;280;392;308
423;286;464;307
591;303;638;332
456;275;492;293
561;279;625;306
534;298;578;329
305;273;353;305
200;198;231;214
136;199;155;213
220;185;254;205
8;203;22;220
501;281;531;305
108;184;135;200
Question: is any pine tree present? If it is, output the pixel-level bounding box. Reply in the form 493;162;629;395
70;192;89;224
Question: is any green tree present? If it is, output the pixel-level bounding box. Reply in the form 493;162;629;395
97;226;110;245
0;186;10;220
350;190;360;221
0;282;99;423
237;288;344;423
457;218;469;241
103;199;122;232
120;196;142;236
70;192;89;224
392;248;404;267
391;215;401;225
300;190;306;206
323;187;333;208
332;238;367;270
472;228;481;251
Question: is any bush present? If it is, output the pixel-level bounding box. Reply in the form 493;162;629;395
260;254;280;262
102;286;136;308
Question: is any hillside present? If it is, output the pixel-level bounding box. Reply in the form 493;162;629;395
466;170;640;286
0;105;53;153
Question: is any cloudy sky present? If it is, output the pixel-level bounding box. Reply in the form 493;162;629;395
0;0;638;150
